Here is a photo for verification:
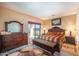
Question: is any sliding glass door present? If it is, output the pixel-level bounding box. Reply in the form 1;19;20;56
28;22;41;39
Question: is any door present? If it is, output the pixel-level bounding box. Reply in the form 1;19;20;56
28;22;41;45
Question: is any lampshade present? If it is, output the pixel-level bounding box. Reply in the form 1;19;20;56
68;27;74;31
43;28;46;30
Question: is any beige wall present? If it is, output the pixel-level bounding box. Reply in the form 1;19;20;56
61;15;76;30
0;6;42;33
0;6;77;37
76;14;79;55
61;15;76;37
41;14;77;37
41;20;51;34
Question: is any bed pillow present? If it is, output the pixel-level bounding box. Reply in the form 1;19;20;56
45;35;50;41
53;36;59;43
41;35;47;40
49;36;55;42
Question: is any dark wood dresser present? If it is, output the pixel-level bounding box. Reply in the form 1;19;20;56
0;32;28;53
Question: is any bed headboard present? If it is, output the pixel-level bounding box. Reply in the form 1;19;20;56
47;27;65;36
48;27;65;32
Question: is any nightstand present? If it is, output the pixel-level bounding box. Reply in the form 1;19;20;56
61;36;77;55
65;36;75;45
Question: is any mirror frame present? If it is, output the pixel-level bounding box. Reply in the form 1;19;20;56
5;21;23;32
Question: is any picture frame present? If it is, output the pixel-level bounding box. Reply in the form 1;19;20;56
51;18;61;26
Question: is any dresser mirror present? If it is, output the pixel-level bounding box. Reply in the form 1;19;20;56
5;21;23;32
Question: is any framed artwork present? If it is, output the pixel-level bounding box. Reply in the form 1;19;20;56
51;18;61;26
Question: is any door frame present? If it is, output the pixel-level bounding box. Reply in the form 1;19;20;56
28;21;41;39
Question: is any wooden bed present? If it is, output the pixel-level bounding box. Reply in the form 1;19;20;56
33;27;65;55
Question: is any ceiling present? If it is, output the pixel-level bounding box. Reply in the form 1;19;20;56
0;2;79;20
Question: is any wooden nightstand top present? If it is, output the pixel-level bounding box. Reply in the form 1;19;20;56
65;36;75;40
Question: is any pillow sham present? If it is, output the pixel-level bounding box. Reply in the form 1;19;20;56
45;36;50;41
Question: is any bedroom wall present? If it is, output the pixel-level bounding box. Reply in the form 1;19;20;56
76;13;79;55
0;6;42;33
41;14;77;37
